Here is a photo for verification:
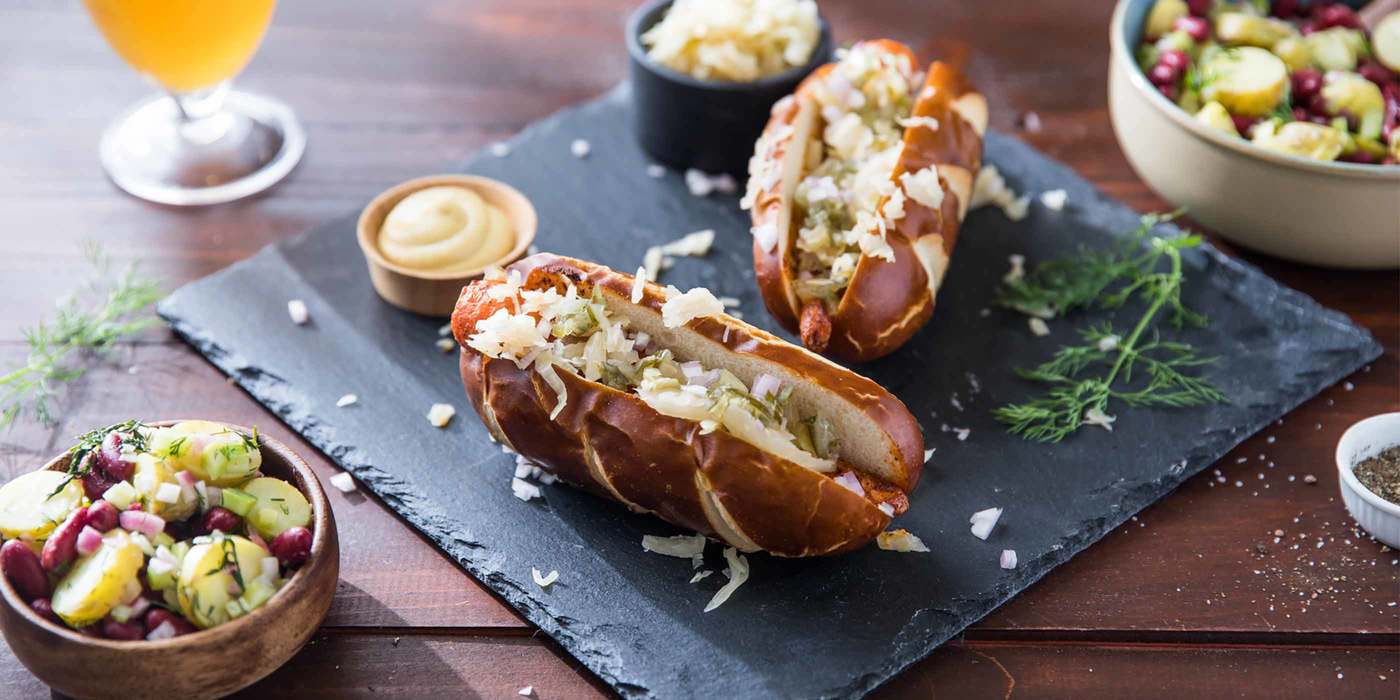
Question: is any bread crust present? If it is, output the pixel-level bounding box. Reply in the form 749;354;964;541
748;40;987;362
451;254;925;557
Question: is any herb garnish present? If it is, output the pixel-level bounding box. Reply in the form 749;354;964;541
47;419;149;498
993;214;1228;442
205;537;246;595
0;245;162;429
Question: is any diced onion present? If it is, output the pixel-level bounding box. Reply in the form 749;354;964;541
969;507;1002;540
76;525;103;556
531;567;559;588
146;620;176;641
119;510;166;538
832;471;865;497
512;478;542;502
1000;549;1018;570
329;472;357;493
750;373;782;400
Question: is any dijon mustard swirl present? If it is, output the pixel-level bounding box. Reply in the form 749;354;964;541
378;186;514;274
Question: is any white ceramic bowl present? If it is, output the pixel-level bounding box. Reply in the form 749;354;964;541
1335;412;1400;548
1108;0;1400;269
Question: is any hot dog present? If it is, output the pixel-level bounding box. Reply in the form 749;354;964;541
451;254;924;557
743;39;987;362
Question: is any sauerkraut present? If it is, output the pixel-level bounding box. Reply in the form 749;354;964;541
790;43;923;306
467;279;837;471
640;0;821;82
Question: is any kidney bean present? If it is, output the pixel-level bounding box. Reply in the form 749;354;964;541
1149;61;1182;87
77;624;104;639
1383;156;1398;166
1158;49;1190;73
1312;3;1360;30
270;527;312;569
200;507;241;535
80;466;117;503
1186;0;1210;17
144;608;196;637
1172;16;1210;43
1291;69;1323;102
1338;150;1376;164
29;597;61;625
1230;114;1259;136
96;431;134;482
40;507;89;572
1358;61;1396;90
1158;82;1180;102
2;540;48;602
1293;107;1311;122
86;500;119;533
1271;0;1299;18
1298;20;1318;36
101;617;145;641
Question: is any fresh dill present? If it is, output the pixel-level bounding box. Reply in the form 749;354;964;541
993;214;1228;442
0;245;163;429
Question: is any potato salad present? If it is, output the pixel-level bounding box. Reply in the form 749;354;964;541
1138;0;1399;164
0;420;313;640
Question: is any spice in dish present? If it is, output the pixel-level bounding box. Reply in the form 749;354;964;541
378;186;515;274
1137;0;1400;165
1353;445;1400;505
0;420;314;639
640;0;820;82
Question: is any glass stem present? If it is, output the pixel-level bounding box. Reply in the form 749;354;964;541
171;81;234;144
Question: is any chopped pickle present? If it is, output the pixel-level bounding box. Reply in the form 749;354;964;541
1195;101;1239;136
1252;121;1347;161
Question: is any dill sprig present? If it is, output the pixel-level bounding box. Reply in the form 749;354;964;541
993;214;1227;442
0;245;162;429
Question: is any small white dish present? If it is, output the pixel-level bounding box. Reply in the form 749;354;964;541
1336;412;1400;548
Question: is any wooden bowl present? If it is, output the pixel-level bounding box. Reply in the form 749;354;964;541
1108;0;1400;269
0;421;339;700
356;174;538;317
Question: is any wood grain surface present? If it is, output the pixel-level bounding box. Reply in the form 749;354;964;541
0;1;1396;697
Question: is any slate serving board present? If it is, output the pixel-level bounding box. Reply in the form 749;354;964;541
159;85;1380;699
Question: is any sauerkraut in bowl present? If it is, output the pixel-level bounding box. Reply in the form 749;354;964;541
640;0;822;83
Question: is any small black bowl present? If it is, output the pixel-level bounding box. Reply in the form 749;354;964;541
626;0;834;176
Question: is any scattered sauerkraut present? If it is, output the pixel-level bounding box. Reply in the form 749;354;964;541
466;279;839;470
787;42;926;306
876;528;930;552
640;0;821;82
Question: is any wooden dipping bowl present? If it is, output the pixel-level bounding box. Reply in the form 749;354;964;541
0;421;339;700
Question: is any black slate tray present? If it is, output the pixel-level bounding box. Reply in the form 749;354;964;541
159;85;1380;699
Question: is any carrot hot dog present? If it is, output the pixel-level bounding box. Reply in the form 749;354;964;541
451;254;924;557
744;39;987;362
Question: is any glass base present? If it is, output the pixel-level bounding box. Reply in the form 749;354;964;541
98;90;305;206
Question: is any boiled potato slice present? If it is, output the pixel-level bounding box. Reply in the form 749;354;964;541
1195;101;1239;136
1214;12;1296;49
1271;36;1314;72
1377;12;1400;73
1252;121;1347;161
241;477;311;540
51;531;144;627
0;470;84;540
132;453;197;522
176;535;272;629
1304;27;1365;72
1322;71;1385;139
1145;0;1188;40
1201;47;1288;117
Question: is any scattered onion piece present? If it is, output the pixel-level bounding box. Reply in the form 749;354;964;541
641;533;707;559
969;507;1002;540
531;567;559;588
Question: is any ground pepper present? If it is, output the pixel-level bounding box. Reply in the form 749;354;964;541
1352;445;1400;505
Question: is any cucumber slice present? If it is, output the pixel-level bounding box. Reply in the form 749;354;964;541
176;535;271;629
221;487;257;518
240;477;311;540
1201;47;1288;117
0;470;84;541
101;480;139;510
51;531;144;627
1377;12;1400;73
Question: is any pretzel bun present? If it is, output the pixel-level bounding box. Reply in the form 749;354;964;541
746;39;987;362
451;254;924;557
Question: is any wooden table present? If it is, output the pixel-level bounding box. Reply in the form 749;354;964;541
2;1;1396;697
